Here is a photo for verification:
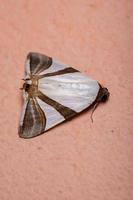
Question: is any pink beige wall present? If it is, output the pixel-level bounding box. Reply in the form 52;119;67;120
0;1;133;200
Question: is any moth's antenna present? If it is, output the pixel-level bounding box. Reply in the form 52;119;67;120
90;102;99;123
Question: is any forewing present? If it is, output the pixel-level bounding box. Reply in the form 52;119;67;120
36;97;66;131
38;68;100;114
19;98;46;138
25;52;52;75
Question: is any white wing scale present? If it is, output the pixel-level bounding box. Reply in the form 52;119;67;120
39;59;68;75
38;70;99;113
36;97;65;130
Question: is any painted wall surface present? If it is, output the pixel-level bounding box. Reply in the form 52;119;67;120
0;1;132;200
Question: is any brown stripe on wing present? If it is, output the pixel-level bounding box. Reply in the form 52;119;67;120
19;97;46;138
37;91;77;120
27;52;52;75
38;67;79;79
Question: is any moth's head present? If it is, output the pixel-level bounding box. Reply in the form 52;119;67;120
100;87;110;102
96;85;110;103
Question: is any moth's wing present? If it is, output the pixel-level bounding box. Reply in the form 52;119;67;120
39;72;99;113
36;59;100;131
35;97;71;131
25;52;52;76
19;97;46;138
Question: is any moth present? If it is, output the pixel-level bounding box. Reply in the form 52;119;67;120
19;52;109;138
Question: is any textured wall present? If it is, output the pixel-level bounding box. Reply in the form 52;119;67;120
0;0;133;200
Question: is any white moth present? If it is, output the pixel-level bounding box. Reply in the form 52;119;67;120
19;52;109;138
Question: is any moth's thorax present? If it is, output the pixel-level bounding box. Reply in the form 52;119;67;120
23;76;39;98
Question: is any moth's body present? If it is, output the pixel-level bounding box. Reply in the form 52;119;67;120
19;52;109;138
23;76;38;98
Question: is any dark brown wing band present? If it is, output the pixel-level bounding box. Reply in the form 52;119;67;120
38;67;79;79
27;52;52;75
19;98;46;138
37;91;77;120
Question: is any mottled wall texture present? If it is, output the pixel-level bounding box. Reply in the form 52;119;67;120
0;1;132;200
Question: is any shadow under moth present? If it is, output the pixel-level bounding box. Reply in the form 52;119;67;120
19;52;109;138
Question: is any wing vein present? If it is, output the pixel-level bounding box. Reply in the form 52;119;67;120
38;67;79;79
37;91;77;119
